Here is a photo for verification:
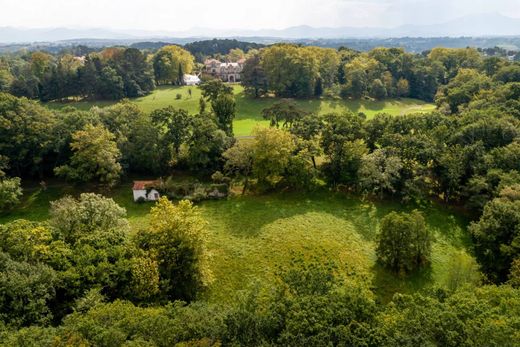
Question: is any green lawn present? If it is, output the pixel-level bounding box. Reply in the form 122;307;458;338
45;85;436;136
0;182;473;304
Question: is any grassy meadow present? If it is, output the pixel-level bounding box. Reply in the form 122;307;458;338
22;86;465;304
45;85;436;136
0;181;473;304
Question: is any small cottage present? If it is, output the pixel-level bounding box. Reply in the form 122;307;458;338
132;181;161;202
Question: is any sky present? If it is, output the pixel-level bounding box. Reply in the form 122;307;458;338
1;0;520;31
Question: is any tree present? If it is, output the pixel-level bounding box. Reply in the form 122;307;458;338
135;198;211;301
77;54;100;99
358;149;403;199
379;286;520;346
49;193;129;244
0;220;55;263
0;93;56;176
0;155;22;212
260;44;320;98
250;127;296;190
342;56;381;98
130;257;160;301
376;210;431;275
314;77;323;97
241;53;267;97
508;257;520;288
0;252;57;327
262;100;306;128
396;78;410;97
325;139;368;187
428;47;482;80
177;63;184;85
494;64;520;83
0;68;13;92
0;176;22;211
96;66;125;100
186;113;233;172
110;48;155;97
199;79;233;103
125;113;162;174
153;46;194;85
435;69;492;113
54;124;122;187
369;79;387;99
470;188;520;282
211;93;236;136
434;144;470;203
48;193;133;303
444;251;481;292
223;140;255;194
29;51;53;81
151;107;192;167
227;48;245;62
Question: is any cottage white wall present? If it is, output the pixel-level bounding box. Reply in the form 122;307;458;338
133;189;147;201
147;189;160;201
133;189;160;202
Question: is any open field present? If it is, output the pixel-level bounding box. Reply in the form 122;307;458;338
45;85;436;136
0;181;473;304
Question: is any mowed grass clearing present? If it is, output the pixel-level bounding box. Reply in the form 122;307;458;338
0;182;473;303
45;85;436;136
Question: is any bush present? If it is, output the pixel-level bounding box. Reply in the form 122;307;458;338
211;171;225;183
0;177;22;211
159;177;228;202
176;93;182;100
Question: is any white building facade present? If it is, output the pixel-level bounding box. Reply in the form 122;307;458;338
132;181;161;202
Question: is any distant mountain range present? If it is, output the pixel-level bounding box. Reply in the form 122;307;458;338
1;13;520;44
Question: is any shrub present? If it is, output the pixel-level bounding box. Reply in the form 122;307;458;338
211;171;225;183
0;177;22;211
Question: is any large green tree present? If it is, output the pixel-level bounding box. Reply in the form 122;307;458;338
135;198;211;301
377;210;431;275
54;124;122;187
153;45;194;85
358;149;403;199
0;93;56;176
470;187;520;282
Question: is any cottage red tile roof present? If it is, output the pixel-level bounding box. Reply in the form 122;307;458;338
132;181;159;190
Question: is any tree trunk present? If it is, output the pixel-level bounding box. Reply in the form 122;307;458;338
242;177;249;195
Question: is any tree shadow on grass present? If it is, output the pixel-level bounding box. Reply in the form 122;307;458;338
200;193;317;238
371;262;434;304
200;191;384;239
420;204;472;250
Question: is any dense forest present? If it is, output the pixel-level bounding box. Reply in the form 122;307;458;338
1;41;520;345
2;41;519;104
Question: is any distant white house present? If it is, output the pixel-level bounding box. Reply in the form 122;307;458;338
132;181;161;202
184;74;201;86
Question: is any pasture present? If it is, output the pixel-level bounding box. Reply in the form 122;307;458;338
0;181;473;304
45;85;436;136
